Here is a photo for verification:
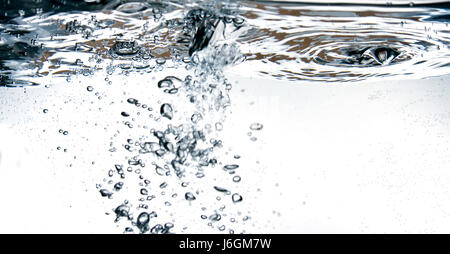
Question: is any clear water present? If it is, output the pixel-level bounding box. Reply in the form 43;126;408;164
1;0;450;233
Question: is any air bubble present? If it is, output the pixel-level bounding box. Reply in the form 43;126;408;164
114;204;130;220
158;78;173;88
185;192;196;201
127;98;138;104
250;123;263;131
224;164;239;170
160;103;173;120
136;212;150;233
140;188;148;195
209;213;222;221
191;113;202;123
99;189;113;198
214;186;231;194
232;193;243;203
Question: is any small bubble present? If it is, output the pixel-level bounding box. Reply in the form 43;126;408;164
185;192;196;201
160;103;173;120
215;122;223;131
224;164;239;170
209;213;221;221
114;204;130;219
121;112;130;117
127;98;137;104
140;188;148;195
114;182;124;191
158;78;173;88
156;58;166;65
214;186;230;194
233;17;245;26
87;86;94;92
191;113;202;124
136;212;150;233
250;123;263;131
232;176;241;183
166;88;178;94
99;189;113;198
43;109;48;113
232;193;243;203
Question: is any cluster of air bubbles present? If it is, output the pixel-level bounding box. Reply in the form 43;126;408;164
64;19;93;38
58;129;69;135
246;123;263;141
95;4;255;229
98;59;251;233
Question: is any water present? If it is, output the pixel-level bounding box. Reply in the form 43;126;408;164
239;2;450;82
1;0;450;233
1;1;450;86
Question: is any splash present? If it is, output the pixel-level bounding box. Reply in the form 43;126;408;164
91;2;249;233
2;1;450;86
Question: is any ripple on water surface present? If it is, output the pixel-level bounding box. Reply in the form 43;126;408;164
1;1;450;85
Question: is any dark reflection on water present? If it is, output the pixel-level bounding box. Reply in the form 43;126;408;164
1;0;450;86
0;0;106;21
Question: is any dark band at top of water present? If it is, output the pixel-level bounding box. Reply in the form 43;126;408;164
1;0;450;85
251;0;450;8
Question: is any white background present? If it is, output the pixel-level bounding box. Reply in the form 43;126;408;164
1;69;450;233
